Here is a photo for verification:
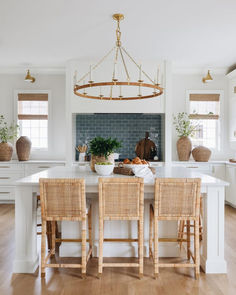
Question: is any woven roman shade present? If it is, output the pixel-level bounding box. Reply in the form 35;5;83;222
189;93;220;120
189;94;220;102
18;93;48;120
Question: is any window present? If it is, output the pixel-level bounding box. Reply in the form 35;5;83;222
17;93;48;149
188;93;220;150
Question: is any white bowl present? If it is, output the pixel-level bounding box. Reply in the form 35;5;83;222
95;164;115;176
123;164;149;169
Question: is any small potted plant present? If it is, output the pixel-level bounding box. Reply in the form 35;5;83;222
173;112;197;161
0;115;19;161
89;136;121;172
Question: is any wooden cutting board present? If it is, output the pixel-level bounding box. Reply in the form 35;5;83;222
135;132;156;160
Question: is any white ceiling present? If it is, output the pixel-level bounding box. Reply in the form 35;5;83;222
1;0;236;70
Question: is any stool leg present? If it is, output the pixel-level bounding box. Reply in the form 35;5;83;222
139;219;144;279
149;205;153;258
88;205;93;257
41;220;46;277
51;221;56;255
178;220;185;250
81;218;86;278
194;219;200;279
187;220;191;260
98;218;103;277
154;218;159;278
46;221;52;251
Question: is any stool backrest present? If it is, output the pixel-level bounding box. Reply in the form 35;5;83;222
154;178;201;220
99;177;144;220
39;178;86;221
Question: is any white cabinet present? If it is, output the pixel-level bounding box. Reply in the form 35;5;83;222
225;165;236;207
0;161;65;202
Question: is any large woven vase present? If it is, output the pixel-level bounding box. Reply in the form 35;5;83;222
0;142;13;161
177;136;192;161
90;154;114;172
16;136;32;161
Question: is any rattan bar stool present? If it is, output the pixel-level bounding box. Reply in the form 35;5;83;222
98;177;144;279
149;178;201;279
39;178;92;278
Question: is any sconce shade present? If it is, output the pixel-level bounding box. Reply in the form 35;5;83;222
202;70;213;83
24;70;35;83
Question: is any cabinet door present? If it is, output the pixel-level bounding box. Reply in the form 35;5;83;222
225;166;236;206
212;165;225;180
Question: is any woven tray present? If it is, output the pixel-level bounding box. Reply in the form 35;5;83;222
113;166;134;176
113;165;156;176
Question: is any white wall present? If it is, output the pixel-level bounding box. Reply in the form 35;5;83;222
0;73;66;160
172;73;234;160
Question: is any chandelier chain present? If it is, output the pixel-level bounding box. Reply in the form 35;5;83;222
77;46;116;84
121;46;155;85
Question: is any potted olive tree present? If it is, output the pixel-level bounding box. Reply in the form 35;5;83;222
89;137;121;172
0;115;19;161
173;112;197;161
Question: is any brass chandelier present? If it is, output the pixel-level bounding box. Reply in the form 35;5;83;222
73;14;164;100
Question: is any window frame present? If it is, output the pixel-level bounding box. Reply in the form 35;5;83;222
186;90;224;153
14;90;52;153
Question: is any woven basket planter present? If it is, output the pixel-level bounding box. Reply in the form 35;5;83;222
16;136;32;161
0;142;13;161
177;136;192;161
90;154;114;172
192;146;211;162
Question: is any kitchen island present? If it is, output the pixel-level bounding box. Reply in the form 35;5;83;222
13;166;228;274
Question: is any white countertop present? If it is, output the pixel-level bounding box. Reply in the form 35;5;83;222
16;166;229;187
0;160;65;164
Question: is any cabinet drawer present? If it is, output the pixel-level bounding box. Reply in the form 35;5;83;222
0;187;15;201
0;172;24;185
0;163;23;172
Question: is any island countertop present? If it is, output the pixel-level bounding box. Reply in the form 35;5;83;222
16;166;229;189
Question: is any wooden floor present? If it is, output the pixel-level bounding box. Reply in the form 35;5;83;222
0;204;236;295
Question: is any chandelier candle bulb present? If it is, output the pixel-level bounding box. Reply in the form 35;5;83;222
73;71;77;86
157;67;160;84
139;64;142;81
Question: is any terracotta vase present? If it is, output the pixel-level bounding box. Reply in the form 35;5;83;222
0;142;13;161
90;154;114;172
177;136;192;161
16;136;32;161
192;146;211;162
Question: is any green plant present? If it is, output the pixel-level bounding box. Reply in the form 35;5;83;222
89;137;121;159
173;112;197;137
0;115;19;143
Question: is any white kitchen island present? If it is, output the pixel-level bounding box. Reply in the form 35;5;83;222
13;166;228;274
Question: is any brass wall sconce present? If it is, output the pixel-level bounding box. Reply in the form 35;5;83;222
202;70;213;83
24;70;36;83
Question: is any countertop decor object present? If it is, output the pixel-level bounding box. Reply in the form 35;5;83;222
173;112;198;161
95;162;115;176
0;115;19;161
76;145;87;162
89;136;121;172
192;146;212;162
73;14;163;101
135;132;156;160
16;136;31;161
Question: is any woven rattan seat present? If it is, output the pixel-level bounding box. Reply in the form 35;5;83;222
39;178;92;278
98;177;144;279
149;178;201;279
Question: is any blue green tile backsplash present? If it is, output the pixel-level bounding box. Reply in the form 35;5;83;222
76;113;164;161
